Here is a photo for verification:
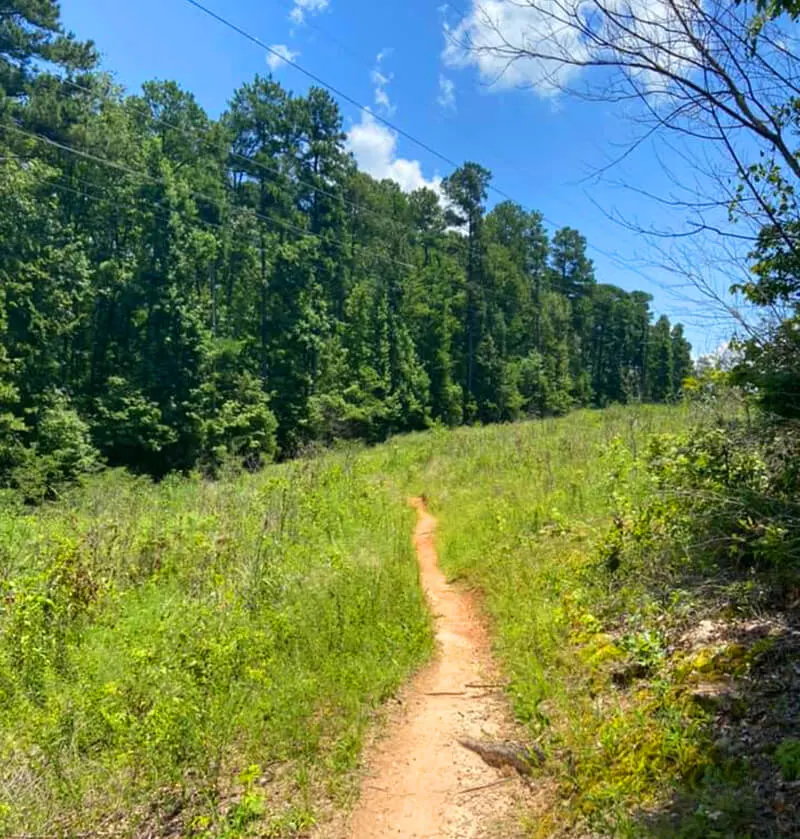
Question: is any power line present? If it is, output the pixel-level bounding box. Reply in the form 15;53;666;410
271;0;379;73
181;0;545;207
60;76;413;239
38;0;665;303
3;122;417;271
183;0;464;172
5;121;679;325
5;151;273;253
179;0;666;292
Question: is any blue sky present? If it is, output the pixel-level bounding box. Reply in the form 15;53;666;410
58;0;740;354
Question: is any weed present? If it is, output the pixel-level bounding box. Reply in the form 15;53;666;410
775;738;800;781
0;455;432;835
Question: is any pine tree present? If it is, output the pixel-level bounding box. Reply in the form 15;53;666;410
442;163;491;418
0;0;97;100
0;0;692;485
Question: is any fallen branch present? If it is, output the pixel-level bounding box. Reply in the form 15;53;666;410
424;691;466;696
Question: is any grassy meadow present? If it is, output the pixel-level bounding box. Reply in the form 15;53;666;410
369;399;799;838
366;404;708;836
5;401;787;838
0;454;432;836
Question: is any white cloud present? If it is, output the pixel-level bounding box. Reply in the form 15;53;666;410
372;70;395;116
289;0;329;25
266;44;299;72
437;75;456;110
346;111;443;195
442;0;699;98
372;50;396;116
442;1;586;96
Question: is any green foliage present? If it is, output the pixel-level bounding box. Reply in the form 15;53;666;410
775;739;800;781
732;318;800;419
613;423;800;583
192;346;278;472
11;394;100;501
357;402;799;837
550;226;595;300
0;453;432;835
0;8;691;487
358;405;704;834
722;0;800;424
92;377;178;473
0;0;97;98
35;394;100;479
0;379;25;481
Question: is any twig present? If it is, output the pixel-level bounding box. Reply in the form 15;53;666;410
424;691;466;696
454;777;515;796
465;682;507;689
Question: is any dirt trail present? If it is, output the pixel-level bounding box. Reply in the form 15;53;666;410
345;497;523;839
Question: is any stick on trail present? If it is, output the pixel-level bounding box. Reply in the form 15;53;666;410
343;497;522;839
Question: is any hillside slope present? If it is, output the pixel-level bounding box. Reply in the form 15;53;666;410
365;403;800;837
5;403;797;837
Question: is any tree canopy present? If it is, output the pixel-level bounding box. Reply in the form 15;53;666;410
0;0;691;492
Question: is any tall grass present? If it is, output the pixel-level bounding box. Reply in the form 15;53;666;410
1;403;714;837
362;404;705;834
0;452;432;836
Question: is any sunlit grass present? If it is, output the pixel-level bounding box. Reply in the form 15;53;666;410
361;404;708;835
2;403;716;837
0;454;432;836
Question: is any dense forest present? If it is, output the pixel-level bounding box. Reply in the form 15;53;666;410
0;1;692;491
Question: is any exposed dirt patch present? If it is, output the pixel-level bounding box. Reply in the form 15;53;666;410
336;497;526;839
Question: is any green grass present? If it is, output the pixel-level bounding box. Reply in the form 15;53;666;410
6;402;759;838
0;453;432;836
360;404;715;835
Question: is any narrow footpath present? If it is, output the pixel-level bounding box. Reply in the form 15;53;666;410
346;497;524;839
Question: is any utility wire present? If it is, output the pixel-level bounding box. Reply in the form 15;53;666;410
61;76;414;239
183;0;464;172
6;151;274;254
180;0;666;291
183;0;549;207
3;122;417;271
271;0;379;73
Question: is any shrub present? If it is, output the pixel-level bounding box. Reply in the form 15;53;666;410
775;739;800;781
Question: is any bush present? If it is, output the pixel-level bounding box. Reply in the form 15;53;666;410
195;371;278;474
36;395;100;480
92;377;177;473
0;380;26;485
2;394;100;501
602;421;800;590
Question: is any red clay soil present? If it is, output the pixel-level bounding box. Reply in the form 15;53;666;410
343;497;524;839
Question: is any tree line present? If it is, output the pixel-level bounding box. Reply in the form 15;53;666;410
0;0;692;490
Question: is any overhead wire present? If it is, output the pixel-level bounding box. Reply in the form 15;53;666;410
270;0;379;73
180;0;672;292
3;150;275;256
183;0;465;172
60;76;418;239
12;0;671;299
2;122;417;271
